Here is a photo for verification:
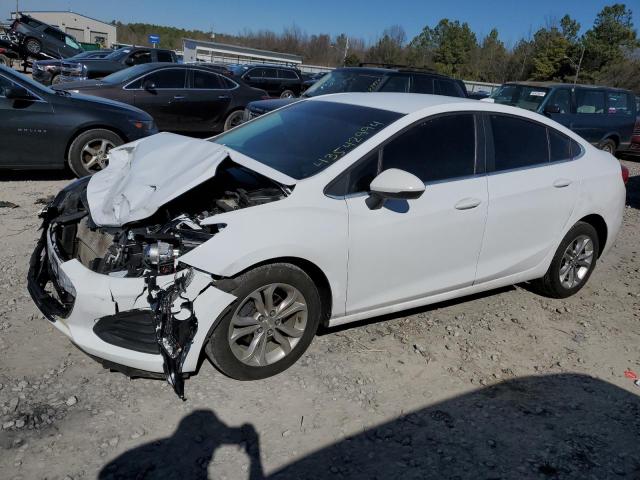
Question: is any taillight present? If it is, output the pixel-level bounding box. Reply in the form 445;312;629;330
621;164;629;185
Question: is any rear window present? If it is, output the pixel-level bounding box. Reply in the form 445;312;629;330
492;85;550;112
278;69;299;80
435;79;462;97
490;114;548;171
193;70;223;89
607;92;634;115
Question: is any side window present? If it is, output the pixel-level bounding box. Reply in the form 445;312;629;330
490;115;548;171
45;27;65;42
192;70;223;89
156;51;173;62
145;69;185;88
346;151;380;194
219;76;237;89
0;75;17;97
278;69;298;79
383;114;476;183
245;68;262;79
575;89;605;114
435;79;462;97
65;36;80;49
379;75;411;93
548;89;571;114
607;91;631;115
548;128;572;162
411;76;434;94
262;68;278;78
129;51;152;65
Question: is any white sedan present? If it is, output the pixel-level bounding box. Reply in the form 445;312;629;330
28;93;626;398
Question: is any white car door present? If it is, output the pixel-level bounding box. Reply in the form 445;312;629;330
475;114;581;283
341;113;489;314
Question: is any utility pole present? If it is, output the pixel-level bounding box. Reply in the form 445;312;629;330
573;45;585;86
342;36;349;66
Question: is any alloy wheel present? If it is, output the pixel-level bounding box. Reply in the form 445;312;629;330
80;138;115;172
559;235;594;289
228;283;308;367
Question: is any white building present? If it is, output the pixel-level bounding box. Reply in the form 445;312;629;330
12;11;117;47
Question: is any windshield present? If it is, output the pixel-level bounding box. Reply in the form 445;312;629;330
212;100;402;180
492;84;550;111
303;70;385;97
102;64;149;84
1;66;54;95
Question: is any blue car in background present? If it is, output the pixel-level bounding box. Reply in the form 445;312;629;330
491;82;637;154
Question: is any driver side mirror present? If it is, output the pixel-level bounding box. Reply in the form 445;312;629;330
142;80;157;92
544;104;561;115
366;169;425;210
125;57;135;66
5;85;34;100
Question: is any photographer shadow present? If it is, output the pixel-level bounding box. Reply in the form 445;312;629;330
98;409;264;480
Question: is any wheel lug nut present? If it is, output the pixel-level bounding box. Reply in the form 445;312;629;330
270;310;276;317
267;329;273;336
257;327;263;333
275;319;281;325
258;315;265;321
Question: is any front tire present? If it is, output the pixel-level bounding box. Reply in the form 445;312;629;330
67;129;123;177
206;263;321;380
533;221;599;298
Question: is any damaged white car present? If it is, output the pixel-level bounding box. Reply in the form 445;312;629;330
28;93;626;398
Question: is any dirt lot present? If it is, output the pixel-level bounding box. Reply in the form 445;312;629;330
1;160;639;479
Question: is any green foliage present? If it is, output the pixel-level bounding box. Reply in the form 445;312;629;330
112;4;640;92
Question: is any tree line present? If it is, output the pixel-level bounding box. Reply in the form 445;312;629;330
112;3;639;92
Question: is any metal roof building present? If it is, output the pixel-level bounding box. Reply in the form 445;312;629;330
183;38;302;66
11;11;117;47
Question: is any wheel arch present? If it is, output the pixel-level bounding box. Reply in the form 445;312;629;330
217;256;334;327
578;214;608;258
64;124;127;161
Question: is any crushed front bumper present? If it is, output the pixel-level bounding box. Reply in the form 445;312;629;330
27;224;237;377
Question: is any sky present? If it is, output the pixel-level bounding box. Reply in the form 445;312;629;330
5;0;633;46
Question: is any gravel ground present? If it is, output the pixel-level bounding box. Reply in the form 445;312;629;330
0;159;639;479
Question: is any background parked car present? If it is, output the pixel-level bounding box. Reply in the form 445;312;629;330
227;63;303;98
302;71;327;91
9;14;82;58
33;50;112;85
491;82;637;154
54;63;269;132
0;64;157;177
59;46;177;83
243;65;468;120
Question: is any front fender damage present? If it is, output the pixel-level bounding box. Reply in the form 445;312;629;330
144;267;235;400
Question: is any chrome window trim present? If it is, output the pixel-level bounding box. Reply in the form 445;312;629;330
122;66;188;91
190;69;240;91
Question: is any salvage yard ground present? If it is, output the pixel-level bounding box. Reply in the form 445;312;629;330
1;159;639;479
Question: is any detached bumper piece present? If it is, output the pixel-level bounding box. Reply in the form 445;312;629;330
147;270;198;400
27;226;74;322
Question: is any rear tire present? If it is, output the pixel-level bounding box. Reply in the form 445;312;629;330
205;263;321;380
280;89;295;98
223;110;245;131
532;221;599;299
67;129;123;177
599;138;616;154
24;38;42;55
50;74;61;85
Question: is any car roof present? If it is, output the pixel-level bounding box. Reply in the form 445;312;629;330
309;92;475;114
506;81;632;92
233;63;299;69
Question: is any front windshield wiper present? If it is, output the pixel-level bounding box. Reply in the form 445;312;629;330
54;89;72;96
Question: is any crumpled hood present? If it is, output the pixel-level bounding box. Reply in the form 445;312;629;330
86;132;296;227
87;133;230;226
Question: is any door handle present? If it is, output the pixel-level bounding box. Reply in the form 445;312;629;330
172;95;185;100
454;198;482;210
553;179;572;188
218;95;231;100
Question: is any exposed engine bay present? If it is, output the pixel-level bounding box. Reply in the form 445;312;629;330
52;159;289;277
35;158;289;399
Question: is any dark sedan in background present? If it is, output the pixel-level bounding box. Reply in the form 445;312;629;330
33;50;113;85
54;63;269;132
1;64;157;177
227;63;303;98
